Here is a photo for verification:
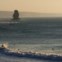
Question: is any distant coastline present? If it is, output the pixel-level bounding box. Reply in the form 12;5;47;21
0;11;62;18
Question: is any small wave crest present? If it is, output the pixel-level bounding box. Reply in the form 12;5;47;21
0;48;62;61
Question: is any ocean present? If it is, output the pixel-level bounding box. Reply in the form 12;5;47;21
0;17;62;62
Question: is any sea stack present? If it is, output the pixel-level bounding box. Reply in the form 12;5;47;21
13;10;19;20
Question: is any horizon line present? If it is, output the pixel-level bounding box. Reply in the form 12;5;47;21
0;11;62;15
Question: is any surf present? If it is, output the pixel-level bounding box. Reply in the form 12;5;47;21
0;43;62;61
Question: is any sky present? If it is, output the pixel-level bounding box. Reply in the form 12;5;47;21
0;0;62;13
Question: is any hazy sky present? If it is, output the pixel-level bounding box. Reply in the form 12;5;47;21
0;0;62;13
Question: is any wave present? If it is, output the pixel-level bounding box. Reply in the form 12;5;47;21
0;47;62;61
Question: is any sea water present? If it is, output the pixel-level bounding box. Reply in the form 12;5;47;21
0;18;62;62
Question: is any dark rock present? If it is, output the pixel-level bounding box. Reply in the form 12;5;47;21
13;10;19;20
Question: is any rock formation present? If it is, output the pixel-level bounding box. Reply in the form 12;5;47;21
13;10;19;20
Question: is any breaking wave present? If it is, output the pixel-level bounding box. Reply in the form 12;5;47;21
0;47;62;61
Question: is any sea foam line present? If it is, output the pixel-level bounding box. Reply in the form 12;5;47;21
0;48;62;61
0;22;20;24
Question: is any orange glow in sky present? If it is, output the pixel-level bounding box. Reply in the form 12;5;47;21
0;0;62;13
